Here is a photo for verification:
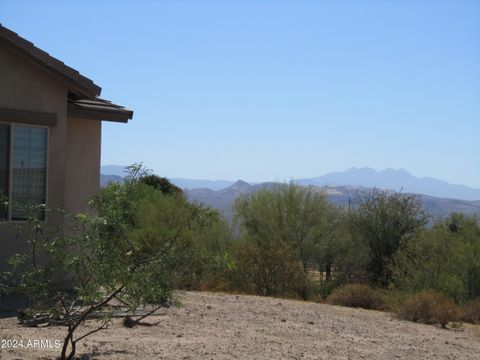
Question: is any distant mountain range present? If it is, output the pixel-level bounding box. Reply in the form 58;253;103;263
297;167;480;201
100;165;480;221
101;165;480;201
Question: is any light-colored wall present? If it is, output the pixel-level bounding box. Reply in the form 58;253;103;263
65;117;101;215
0;42;102;271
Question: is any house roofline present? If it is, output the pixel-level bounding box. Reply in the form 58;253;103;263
0;24;101;98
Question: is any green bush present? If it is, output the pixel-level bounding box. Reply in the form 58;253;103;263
327;284;384;310
397;291;460;328
461;298;480;324
392;214;480;303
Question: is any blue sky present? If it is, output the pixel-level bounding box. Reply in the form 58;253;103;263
1;1;479;187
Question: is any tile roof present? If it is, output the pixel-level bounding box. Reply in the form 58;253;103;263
1;24;133;122
0;24;101;98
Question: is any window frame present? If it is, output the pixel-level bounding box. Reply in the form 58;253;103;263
0;121;49;222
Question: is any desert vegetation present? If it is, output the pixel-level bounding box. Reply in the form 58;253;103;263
1;165;480;359
229;183;479;321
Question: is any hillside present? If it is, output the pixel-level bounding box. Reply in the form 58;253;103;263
185;181;480;222
1;291;478;359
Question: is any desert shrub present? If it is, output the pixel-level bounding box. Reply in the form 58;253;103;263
433;298;461;328
397;291;460;328
327;283;384;310
230;239;306;297
461;298;480;324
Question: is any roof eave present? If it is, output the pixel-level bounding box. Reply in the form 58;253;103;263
68;103;133;123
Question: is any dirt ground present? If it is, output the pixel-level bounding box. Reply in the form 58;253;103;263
0;291;479;360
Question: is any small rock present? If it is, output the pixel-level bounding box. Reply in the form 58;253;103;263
281;319;286;322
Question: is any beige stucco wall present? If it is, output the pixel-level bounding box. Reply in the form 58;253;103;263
0;42;102;271
65;117;101;215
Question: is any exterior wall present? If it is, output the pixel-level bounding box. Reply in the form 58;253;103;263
65;117;101;215
0;42;68;271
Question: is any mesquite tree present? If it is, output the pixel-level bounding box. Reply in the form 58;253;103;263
233;183;331;299
1;164;205;360
349;189;428;287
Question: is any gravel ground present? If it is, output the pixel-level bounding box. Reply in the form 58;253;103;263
0;291;479;359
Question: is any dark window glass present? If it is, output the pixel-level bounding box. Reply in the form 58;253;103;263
0;124;9;220
11;126;47;220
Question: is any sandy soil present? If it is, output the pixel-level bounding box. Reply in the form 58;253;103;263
0;291;479;359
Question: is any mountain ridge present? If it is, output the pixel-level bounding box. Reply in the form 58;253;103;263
296;167;480;201
100;165;480;201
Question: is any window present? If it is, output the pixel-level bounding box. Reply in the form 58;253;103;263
0;124;47;220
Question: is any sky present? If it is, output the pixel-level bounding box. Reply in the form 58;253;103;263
1;1;479;187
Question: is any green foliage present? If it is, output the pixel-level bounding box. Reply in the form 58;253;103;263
397;290;460;328
349;189;428;287
314;205;369;290
139;174;183;196
233;183;333;298
234;183;330;268
0;163;232;360
172;206;234;290
392;213;480;302
326;283;385;310
92;165;233;292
